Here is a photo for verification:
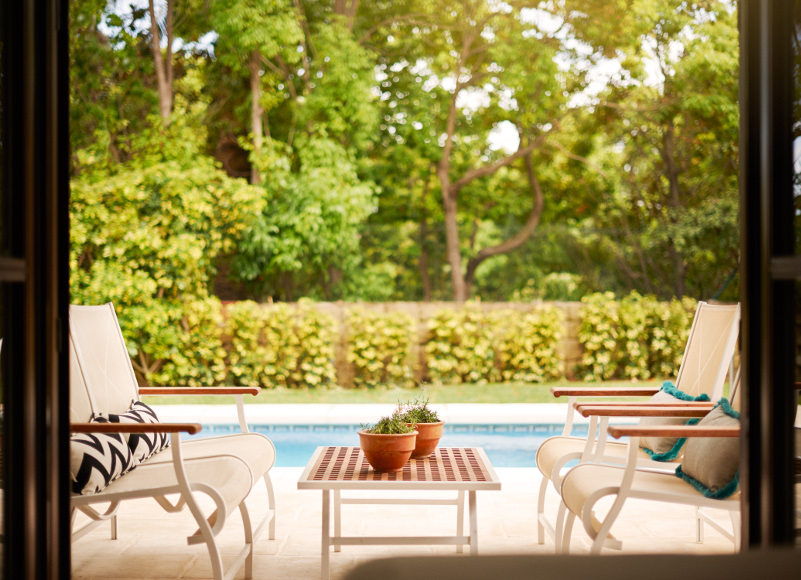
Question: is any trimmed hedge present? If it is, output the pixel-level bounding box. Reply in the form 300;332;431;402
138;296;697;388
577;291;696;381
346;308;416;388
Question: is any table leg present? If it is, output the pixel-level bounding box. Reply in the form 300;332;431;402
334;489;342;552
322;490;330;580
456;490;464;553
469;490;478;555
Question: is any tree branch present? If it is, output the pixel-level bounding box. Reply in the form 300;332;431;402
464;153;545;287
550;141;609;178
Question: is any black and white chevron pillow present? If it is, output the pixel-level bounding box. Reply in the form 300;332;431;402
98;400;169;462
70;417;137;495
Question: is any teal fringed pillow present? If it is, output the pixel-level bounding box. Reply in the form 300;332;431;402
675;398;740;499
638;381;710;462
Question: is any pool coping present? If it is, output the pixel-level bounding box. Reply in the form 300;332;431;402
153;403;639;426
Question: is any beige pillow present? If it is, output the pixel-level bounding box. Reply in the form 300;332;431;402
638;382;709;461
675;399;740;499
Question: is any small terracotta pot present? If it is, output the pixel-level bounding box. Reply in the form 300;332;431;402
358;429;417;472
407;421;445;458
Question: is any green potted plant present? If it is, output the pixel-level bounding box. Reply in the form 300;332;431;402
358;414;417;472
396;396;444;458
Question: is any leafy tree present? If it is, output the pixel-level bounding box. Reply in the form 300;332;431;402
70;110;264;383
554;0;740;299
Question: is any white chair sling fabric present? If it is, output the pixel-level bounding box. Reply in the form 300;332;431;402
69;303;276;580
536;302;740;548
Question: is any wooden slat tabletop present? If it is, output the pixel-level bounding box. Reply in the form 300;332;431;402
298;447;501;490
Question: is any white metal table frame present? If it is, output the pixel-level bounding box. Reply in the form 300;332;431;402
298;446;502;580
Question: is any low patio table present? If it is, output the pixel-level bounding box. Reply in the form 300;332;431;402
298;446;502;580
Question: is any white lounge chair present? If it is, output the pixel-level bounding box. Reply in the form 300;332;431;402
558;373;743;554
536;301;740;548
69;303;276;580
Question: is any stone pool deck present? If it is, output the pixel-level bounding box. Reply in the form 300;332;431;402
70;404;736;580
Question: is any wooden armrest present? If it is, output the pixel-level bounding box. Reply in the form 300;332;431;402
574;401;714;408
71;422;202;435
139;387;260;396
608;425;740;439
550;386;660;398
575;405;711;418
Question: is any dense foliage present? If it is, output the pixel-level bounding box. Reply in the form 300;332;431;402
70;0;740;310
346;308;416;388
577;291;696;381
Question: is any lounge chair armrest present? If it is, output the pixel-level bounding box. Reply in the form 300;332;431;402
71;422;202;435
608;425;740;439
575;405;712;418
550;386;660;398
139;387;260;396
574;401;714;409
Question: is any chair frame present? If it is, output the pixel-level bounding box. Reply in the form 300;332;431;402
536;301;740;546
559;422;741;555
69;303;276;580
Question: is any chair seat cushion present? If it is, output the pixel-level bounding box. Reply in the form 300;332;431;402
97;400;169;462
80;452;254;520
638;381;709;461
145;432;276;484
675;398;740;499
70;417;137;495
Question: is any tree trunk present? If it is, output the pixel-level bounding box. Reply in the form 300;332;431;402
661;120;686;296
464;154;546;293
250;50;263;185
148;0;173;122
418;220;432;302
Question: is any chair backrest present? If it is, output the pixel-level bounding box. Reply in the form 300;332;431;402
69;303;141;422
674;301;740;401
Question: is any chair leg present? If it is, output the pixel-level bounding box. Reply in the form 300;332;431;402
696;506;704;544
456;490;465;553
730;511;741;552
110;514;118;540
239;502;254;579
537;477;549;545
561;512;576;555
554;501;567;553
263;471;277;540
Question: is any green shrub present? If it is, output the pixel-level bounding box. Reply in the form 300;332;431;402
577;292;620;381
224;300;273;387
425;304;501;384
225;299;337;388
146;297;228;387
648;296;697;378
577;291;697;381
618;292;655;380
346;308;415;387
498;305;564;382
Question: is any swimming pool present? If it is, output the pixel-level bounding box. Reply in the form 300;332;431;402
186;424;590;468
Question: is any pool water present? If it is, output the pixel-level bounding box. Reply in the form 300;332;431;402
186;424;589;468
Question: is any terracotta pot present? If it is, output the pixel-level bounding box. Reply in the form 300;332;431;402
358;429;417;472
407;421;445;458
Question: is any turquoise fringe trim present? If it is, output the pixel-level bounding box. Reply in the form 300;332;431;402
675;465;740;499
660;380;710;402
715;397;740;419
643;418;701;462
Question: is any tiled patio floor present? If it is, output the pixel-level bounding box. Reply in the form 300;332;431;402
71;467;737;580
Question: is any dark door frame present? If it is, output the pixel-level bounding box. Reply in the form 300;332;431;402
0;0;798;577
739;0;797;547
1;0;70;577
